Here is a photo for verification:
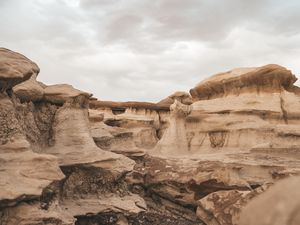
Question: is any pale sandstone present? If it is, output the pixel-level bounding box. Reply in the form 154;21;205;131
0;48;39;91
89;106;165;157
190;64;297;100
158;91;193;105
45;104;135;174
13;74;44;101
44;84;91;105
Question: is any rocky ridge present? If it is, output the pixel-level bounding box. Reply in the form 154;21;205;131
0;48;300;225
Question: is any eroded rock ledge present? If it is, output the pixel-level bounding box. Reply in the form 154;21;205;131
190;64;298;100
1;48;300;225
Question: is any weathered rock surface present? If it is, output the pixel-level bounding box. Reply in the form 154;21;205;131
1;49;300;225
0;202;75;225
190;64;297;100
44;84;91;105
152;99;192;155
45;103;135;172
13;74;44;102
150;64;300;158
158;91;193;105
89;101;169;157
0;49;144;225
0;48;39;91
239;176;300;225
0;75;64;209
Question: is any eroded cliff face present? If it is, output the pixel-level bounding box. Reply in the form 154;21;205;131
0;49;143;225
0;48;300;225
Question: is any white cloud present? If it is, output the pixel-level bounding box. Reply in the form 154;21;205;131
0;0;299;102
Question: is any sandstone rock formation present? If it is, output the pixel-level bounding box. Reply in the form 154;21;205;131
89;64;300;225
43;84;91;105
0;49;63;211
189;64;297;100
158;91;193;105
89;100;169;157
0;48;39;92
1;48;300;225
0;48;145;225
13;74;44;102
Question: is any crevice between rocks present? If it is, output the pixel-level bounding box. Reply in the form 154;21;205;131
279;91;288;124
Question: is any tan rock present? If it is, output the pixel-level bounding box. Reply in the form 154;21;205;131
152;100;192;155
196;188;265;225
158;91;193;105
61;195;146;217
190;64;297;100
239;176;300;225
0;95;64;208
150;65;300;157
0;48;39;91
0;149;64;207
0;202;74;225
13;74;44;101
44;84;91;105
89;105;164;157
45;104;135;175
88;109;104;122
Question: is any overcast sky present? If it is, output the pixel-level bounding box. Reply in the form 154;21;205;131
1;0;300;102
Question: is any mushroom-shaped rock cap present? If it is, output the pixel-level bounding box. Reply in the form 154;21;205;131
158;91;193;105
190;64;297;101
0;48;39;91
44;84;92;105
13;74;44;102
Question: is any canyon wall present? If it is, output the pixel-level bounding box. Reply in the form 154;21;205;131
1;48;300;225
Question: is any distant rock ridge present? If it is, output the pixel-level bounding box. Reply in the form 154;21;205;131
1;47;300;225
89;100;170;111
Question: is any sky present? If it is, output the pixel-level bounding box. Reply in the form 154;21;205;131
1;0;300;102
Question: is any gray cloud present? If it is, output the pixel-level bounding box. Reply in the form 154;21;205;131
0;0;300;102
